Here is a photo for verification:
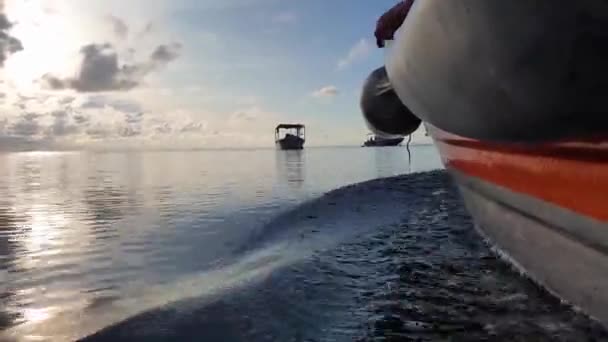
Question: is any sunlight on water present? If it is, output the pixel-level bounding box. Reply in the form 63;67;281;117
0;146;441;341
22;308;51;325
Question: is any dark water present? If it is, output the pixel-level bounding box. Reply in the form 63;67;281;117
0;148;606;341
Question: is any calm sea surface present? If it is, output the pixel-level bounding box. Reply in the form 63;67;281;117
0;146;605;341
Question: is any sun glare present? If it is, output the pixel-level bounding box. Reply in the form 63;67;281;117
23;307;53;324
4;1;80;91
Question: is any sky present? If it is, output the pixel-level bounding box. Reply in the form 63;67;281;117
0;0;428;150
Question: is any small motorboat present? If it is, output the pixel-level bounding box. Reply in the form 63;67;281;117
362;134;404;147
275;124;305;150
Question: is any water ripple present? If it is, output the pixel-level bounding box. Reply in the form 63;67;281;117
0;147;452;341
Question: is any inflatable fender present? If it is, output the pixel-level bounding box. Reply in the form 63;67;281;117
360;66;421;138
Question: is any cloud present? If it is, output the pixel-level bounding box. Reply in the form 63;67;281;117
49;110;80;136
311;85;338;98
79;96;108;109
0;117;7;133
119;126;140;137
0;93;141;149
142;22;154;35
52;110;68;119
0;94;149;145
42;42;182;92
73;114;89;125
79;104;144;139
180;121;206;133
79;95;142;113
2;107;87;143
124;111;143;124
337;38;371;70
42;43;140;92
0;88;286;150
0;136;41;151
11;113;41;137
107;15;128;40
58;96;76;105
154;122;172;134
151;43;181;63
142;109;209;137
0;6;23;67
272;11;297;24
111;99;143;113
85;124;111;139
146;119;206;136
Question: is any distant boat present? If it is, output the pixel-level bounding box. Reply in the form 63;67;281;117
362;135;404;147
275;124;305;150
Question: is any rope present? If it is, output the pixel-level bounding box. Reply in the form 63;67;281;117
406;134;413;172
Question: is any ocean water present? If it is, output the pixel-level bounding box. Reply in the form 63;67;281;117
0;146;605;341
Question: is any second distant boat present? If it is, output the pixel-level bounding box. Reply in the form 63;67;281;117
362;135;404;147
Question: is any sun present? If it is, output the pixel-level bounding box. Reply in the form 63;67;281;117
4;0;81;91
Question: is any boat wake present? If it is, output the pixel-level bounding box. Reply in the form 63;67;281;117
1;171;433;342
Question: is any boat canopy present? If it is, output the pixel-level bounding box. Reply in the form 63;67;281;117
275;124;306;142
276;124;305;131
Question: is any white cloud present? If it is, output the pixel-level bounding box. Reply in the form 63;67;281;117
337;38;372;70
0;87;290;150
311;85;338;98
272;11;297;24
106;15;129;40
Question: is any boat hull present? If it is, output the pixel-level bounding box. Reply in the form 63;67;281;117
277;138;304;150
379;0;608;325
428;125;608;325
363;137;404;147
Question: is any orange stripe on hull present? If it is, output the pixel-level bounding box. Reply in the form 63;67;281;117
432;129;608;222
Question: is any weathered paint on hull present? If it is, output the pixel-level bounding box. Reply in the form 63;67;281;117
428;125;608;325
